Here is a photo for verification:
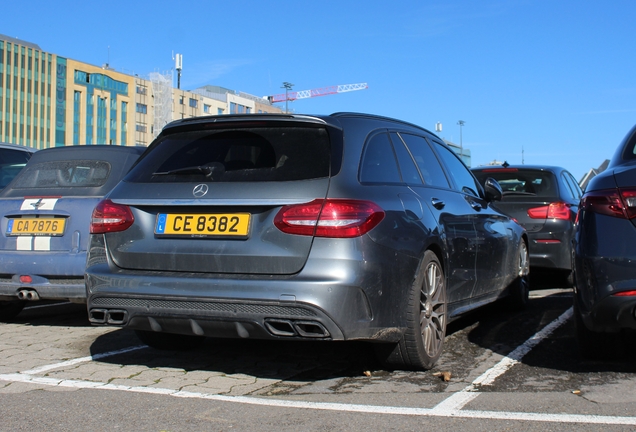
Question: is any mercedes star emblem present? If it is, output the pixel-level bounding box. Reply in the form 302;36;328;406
192;184;209;198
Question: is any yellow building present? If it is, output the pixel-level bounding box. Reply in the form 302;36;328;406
0;34;283;149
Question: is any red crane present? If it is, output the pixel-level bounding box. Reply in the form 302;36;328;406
267;83;368;103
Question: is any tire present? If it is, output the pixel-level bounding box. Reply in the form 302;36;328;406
0;300;26;322
135;330;205;351
375;250;447;371
506;241;530;310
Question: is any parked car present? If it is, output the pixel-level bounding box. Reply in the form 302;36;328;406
472;165;582;284
85;112;528;371
0;145;145;321
573;123;636;358
0;142;36;191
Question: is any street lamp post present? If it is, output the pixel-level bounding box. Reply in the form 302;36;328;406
282;82;294;113
457;120;465;158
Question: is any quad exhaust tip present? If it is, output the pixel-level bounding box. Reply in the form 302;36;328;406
264;318;330;338
88;308;128;325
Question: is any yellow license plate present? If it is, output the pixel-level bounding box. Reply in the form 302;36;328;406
155;213;250;237
6;217;66;236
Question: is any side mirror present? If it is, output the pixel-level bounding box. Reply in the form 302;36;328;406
484;177;503;202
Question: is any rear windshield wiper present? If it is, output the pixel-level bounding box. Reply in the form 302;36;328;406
502;191;537;196
152;162;225;178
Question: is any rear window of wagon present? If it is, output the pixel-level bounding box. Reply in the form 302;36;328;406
473;169;558;197
126;127;332;183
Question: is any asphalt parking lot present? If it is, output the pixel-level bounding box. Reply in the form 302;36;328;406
2;280;636;431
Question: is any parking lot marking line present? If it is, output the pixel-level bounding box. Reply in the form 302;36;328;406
21;345;147;375
433;307;573;412
1;372;635;425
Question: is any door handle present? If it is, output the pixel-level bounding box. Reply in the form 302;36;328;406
431;198;445;209
470;201;482;211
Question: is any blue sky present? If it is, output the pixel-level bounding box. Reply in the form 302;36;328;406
5;0;635;180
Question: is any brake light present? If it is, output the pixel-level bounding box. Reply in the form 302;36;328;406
613;290;636;297
527;202;571;220
274;199;385;238
581;188;636;219
90;199;134;234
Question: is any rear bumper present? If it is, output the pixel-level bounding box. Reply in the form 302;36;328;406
574;212;636;331
578;293;636;333
88;293;347;340
85;232;420;343
528;228;573;271
0;250;87;301
0;275;86;301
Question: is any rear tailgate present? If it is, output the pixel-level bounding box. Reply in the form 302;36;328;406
490;198;554;233
0;196;99;275
107;180;330;274
103;120;337;275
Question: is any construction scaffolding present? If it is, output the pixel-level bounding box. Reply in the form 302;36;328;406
150;71;173;138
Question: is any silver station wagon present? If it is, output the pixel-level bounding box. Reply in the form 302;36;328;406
85;112;528;370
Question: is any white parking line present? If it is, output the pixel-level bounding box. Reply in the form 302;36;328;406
2;306;634;425
0;372;635;425
21;345;147;375
433;307;574;412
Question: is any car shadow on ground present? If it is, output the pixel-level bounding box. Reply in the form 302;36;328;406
86;276;636;384
8;302;92;328
462;288;636;375
90;328;384;382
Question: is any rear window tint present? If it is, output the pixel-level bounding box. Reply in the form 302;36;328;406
473;170;557;197
11;160;111;189
127;127;331;183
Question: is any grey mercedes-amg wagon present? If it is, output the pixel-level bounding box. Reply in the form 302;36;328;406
85;112;528;370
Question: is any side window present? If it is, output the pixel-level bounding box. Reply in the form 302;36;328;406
563;171;582;199
398;133;450;188
389;133;422;185
430;140;481;196
359;133;402;184
560;172;576;200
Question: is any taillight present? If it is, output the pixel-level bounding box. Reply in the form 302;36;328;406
613;290;636;297
581;188;636;219
90;199;134;234
527;202;571;220
274;199;385;238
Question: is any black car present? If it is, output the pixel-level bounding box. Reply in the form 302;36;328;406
0;142;36;190
472;165;582;284
85;112;528;371
573;124;636;358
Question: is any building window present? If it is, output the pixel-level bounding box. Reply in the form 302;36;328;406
218;108;224;115
136;124;147;133
189;98;198;108
136;103;147;114
203;104;210;113
136;86;147;95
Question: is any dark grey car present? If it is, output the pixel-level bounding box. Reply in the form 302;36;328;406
85;113;528;370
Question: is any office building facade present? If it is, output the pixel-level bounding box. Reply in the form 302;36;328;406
0;34;283;149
